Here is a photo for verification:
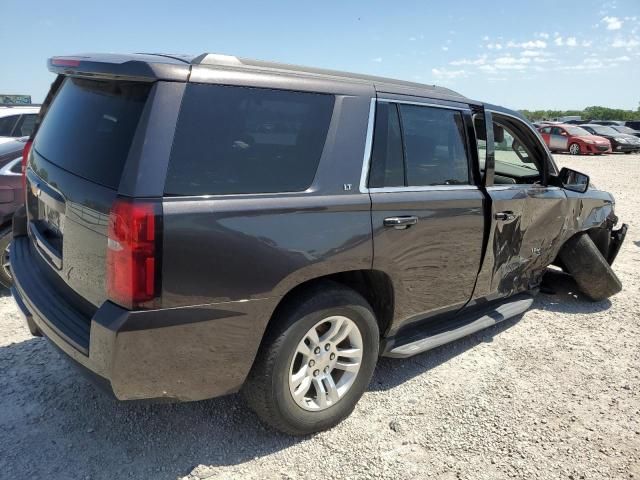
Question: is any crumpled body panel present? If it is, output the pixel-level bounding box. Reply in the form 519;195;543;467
471;186;616;303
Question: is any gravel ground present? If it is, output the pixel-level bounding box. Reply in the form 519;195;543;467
1;153;639;480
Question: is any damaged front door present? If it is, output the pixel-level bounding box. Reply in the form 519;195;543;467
473;109;568;301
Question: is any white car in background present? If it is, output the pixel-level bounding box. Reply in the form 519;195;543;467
0;106;40;145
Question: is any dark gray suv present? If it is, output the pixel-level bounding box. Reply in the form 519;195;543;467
11;53;626;435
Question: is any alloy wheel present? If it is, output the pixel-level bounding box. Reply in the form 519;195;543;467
288;315;363;411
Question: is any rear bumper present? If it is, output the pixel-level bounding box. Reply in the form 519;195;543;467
11;236;276;401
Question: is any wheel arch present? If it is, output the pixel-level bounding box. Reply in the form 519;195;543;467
264;269;395;341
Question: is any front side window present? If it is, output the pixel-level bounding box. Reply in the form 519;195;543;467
165;84;335;196
493;120;541;182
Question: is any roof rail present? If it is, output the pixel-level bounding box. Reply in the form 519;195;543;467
189;52;467;100
191;53;243;66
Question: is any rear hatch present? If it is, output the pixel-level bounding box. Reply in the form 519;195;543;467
26;76;151;307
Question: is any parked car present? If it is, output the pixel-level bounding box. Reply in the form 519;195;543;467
579;124;640;153
0;106;39;145
592;120;625;126
538;124;611;155
11;53;627;435
624;120;640;131
610;125;640;138
0;137;27;287
563;119;591;125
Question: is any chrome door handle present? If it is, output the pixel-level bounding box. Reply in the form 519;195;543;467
494;211;517;222
383;216;418;229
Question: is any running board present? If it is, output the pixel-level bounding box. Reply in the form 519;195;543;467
383;293;535;358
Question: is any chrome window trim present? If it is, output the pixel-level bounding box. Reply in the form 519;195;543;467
486;109;559;176
377;98;470;111
370;185;480;194
358;98;377;193
486;185;563;192
359;98;473;193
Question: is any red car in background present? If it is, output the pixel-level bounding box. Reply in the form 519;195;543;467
538;124;611;155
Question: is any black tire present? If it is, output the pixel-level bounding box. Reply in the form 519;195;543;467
558;232;622;301
0;227;13;289
242;281;379;435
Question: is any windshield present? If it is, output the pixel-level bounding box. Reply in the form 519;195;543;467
587;125;617;135
565;126;590;136
613;126;636;134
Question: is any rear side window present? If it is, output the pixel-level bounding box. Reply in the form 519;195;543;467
165;84;335;196
399;105;470;186
369;103;471;188
368;103;404;188
33;77;151;189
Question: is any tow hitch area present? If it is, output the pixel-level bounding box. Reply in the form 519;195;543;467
608;223;628;265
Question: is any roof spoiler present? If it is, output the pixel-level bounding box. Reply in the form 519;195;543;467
47;55;190;82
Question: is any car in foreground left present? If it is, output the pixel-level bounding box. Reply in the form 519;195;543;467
0;106;39;145
0;137;27;287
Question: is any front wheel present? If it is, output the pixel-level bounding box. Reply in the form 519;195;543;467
558;232;622;301
568;143;581;155
242;282;379;435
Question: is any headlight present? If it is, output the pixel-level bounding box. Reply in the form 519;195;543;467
616;137;628;143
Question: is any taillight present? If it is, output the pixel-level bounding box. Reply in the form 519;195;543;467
21;140;32;191
106;198;161;310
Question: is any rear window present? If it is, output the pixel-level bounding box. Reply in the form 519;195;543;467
165;84;335;196
0;115;19;136
33;77;151;189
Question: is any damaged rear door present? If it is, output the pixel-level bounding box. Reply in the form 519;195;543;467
472;109;569;301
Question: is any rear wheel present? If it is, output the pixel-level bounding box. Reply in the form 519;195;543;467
558;232;622;301
243;282;379;435
569;143;581;155
0;227;13;289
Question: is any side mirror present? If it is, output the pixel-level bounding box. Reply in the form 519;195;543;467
559;167;589;193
